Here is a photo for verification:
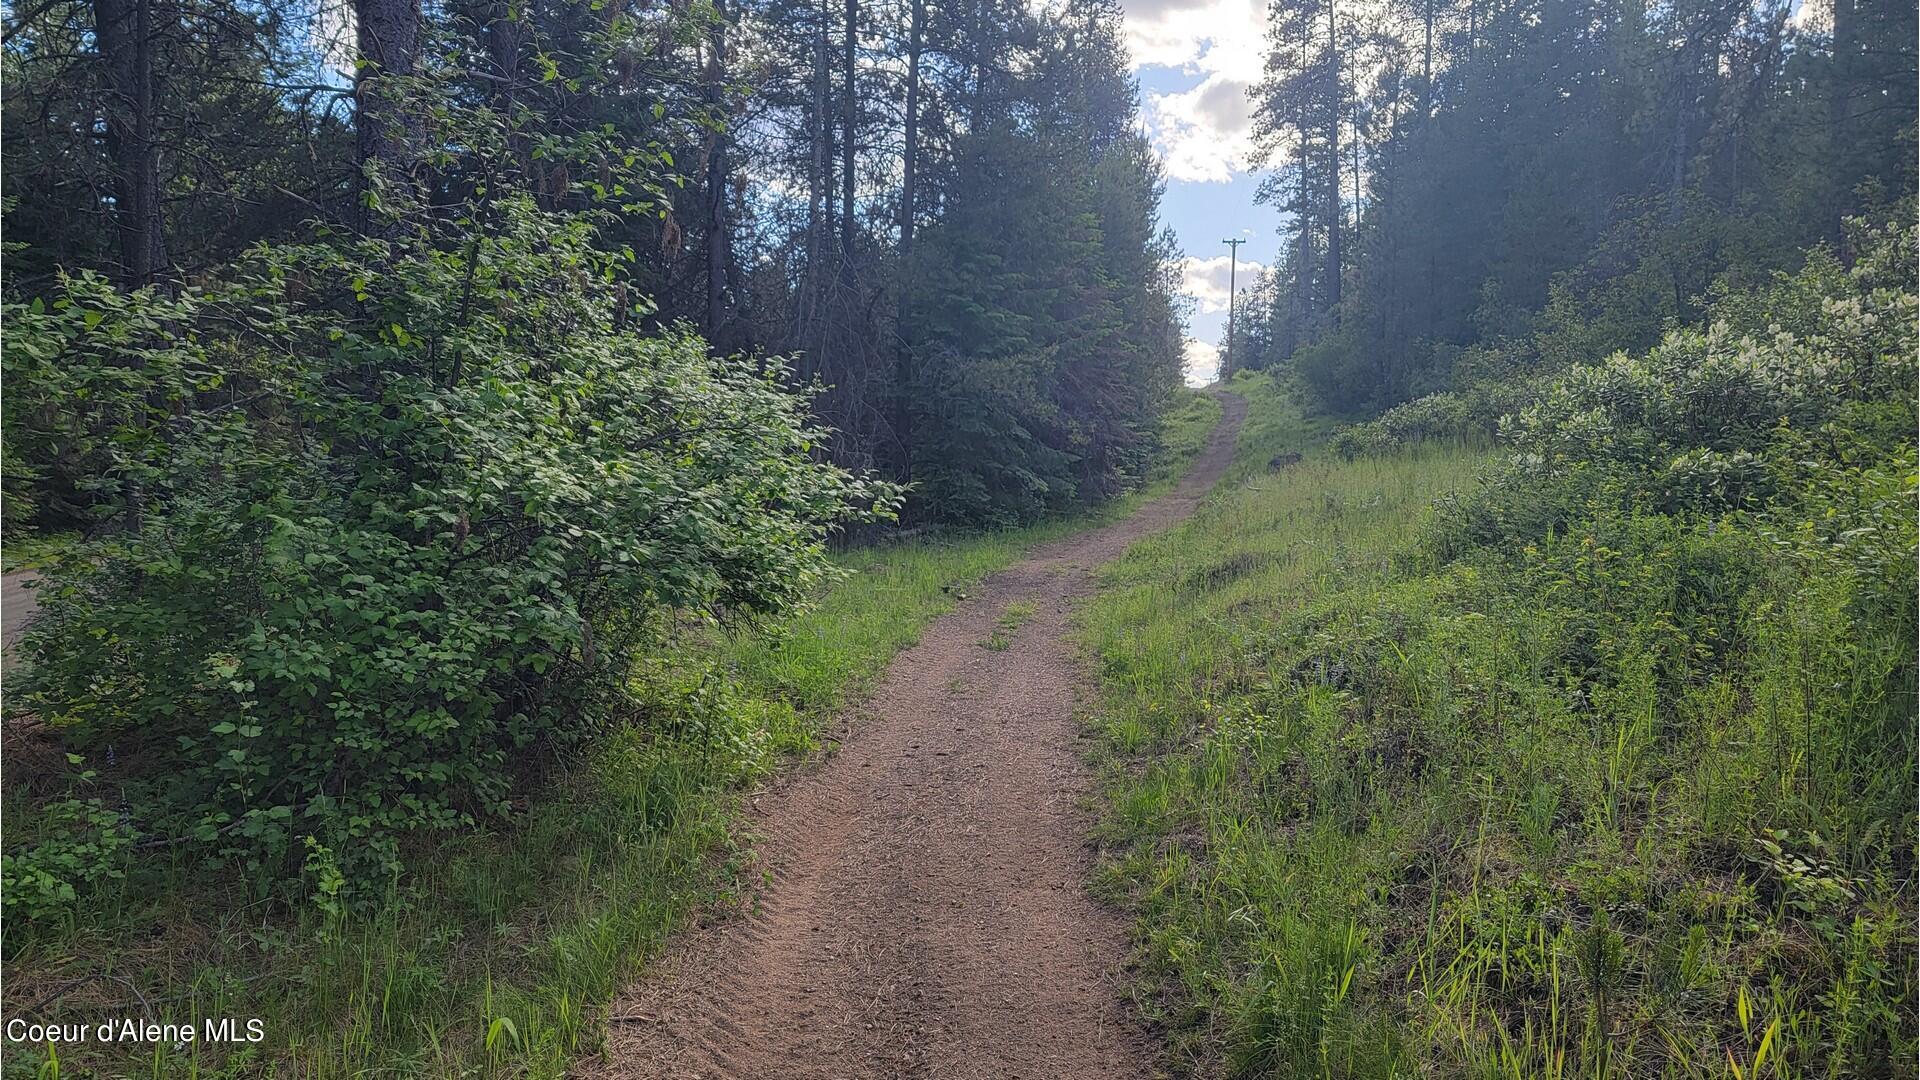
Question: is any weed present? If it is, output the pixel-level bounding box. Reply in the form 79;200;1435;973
984;600;1039;650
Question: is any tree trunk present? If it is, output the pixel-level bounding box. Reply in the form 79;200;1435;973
1831;0;1856;125
94;0;167;285
1829;0;1855;240
1282;214;1307;358
840;0;857;256
811;0;829;265
893;0;924;479
705;0;733;339
1421;0;1433;114
1352;94;1362;221
899;0;923;257
969;0;980;126
1324;0;1342;315
1667;71;1691;219
487;0;525;182
354;0;422;231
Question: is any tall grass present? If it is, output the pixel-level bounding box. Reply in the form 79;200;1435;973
1082;374;1916;1078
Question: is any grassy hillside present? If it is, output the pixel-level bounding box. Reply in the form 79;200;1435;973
1;394;1220;1078
1084;228;1917;1078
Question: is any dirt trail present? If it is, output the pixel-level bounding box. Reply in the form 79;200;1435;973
3;570;39;646
3;570;40;671
591;391;1247;1080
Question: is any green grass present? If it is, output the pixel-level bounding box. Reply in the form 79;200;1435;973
1080;375;1916;1078
1156;389;1225;484
1219;369;1340;485
1;388;1221;1079
983;600;1038;651
0;527;1074;1080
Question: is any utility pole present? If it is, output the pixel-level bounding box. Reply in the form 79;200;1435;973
1221;237;1245;381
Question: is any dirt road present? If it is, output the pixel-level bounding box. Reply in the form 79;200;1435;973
3;570;39;663
593;392;1247;1080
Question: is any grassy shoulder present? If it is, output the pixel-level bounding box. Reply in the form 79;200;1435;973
0;388;1219;1079
1151;389;1224;487
1218;369;1339;486
1081;375;1916;1075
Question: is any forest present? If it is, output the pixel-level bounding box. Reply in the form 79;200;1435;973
0;0;1914;1075
1230;0;1915;418
4;0;1187;531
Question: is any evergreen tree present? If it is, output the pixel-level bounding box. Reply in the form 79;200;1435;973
1248;0;1917;415
901;0;1181;525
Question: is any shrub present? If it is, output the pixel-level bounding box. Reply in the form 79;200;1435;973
1431;216;1916;550
1329;392;1472;458
0;797;134;922
1327;378;1540;459
5;200;897;894
1331;216;1915;464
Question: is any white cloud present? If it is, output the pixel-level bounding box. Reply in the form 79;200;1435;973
1787;0;1830;32
1122;0;1265;81
1147;75;1257;182
1125;0;1266;182
1179;253;1267;314
1184;339;1222;386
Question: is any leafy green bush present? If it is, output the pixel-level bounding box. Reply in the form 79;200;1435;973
1;273;219;535
1328;392;1472;458
4;200;896;895
1436;216;1915;552
1;797;134;922
1327;378;1543;459
1328;217;1914;465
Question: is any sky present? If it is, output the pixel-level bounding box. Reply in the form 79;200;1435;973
1122;0;1274;386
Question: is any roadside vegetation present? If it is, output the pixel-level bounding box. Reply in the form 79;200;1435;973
0;0;1202;1064
1085;222;1917;1077
0;391;1216;1078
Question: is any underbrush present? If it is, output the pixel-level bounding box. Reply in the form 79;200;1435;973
0;522;1066;1078
0;390;1217;1078
1085;232;1917;1077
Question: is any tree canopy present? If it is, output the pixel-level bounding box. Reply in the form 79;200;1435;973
1233;0;1916;415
